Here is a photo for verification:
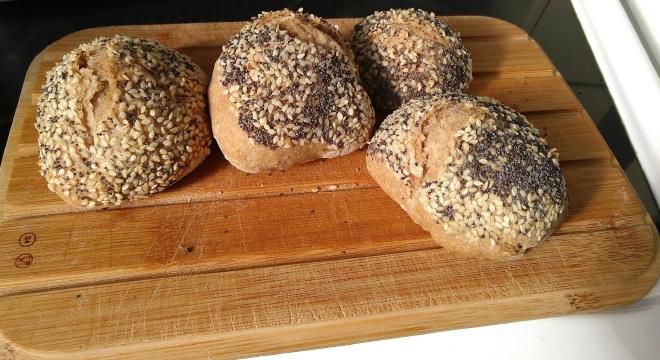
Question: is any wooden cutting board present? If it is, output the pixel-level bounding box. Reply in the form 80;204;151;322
0;16;658;359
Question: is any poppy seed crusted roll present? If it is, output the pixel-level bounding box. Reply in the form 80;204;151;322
210;9;375;173
352;9;472;112
36;35;211;208
366;94;568;260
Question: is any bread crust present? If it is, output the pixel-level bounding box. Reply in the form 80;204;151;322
36;36;211;208
210;9;374;173
367;95;568;260
254;10;355;66
209;71;329;173
351;9;472;112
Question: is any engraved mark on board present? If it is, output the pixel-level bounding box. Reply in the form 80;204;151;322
15;253;34;268
19;232;37;247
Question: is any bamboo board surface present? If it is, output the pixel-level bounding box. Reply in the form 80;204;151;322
0;16;658;359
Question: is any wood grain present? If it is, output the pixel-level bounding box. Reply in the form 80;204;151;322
0;16;657;360
0;158;645;297
1;110;608;221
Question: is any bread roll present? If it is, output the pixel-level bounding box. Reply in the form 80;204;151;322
36;35;211;208
210;9;375;173
351;8;472;112
367;95;568;260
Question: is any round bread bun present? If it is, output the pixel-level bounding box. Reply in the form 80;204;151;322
36;35;211;209
366;95;568;260
351;8;472;112
210;9;375;173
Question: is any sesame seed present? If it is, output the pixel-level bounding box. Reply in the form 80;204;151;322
217;9;374;152
35;35;211;208
369;94;567;257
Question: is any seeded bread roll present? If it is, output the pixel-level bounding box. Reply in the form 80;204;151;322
210;9;375;173
36;35;211;209
366;95;568;260
351;8;472;112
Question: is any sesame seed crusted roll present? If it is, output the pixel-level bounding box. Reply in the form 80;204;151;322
351;8;472;113
36;35;211;209
210;9;375;173
366;95;568;260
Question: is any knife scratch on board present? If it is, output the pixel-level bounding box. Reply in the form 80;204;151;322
115;288;130;341
235;207;248;251
505;268;525;293
168;209;194;263
555;244;569;272
63;214;78;260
